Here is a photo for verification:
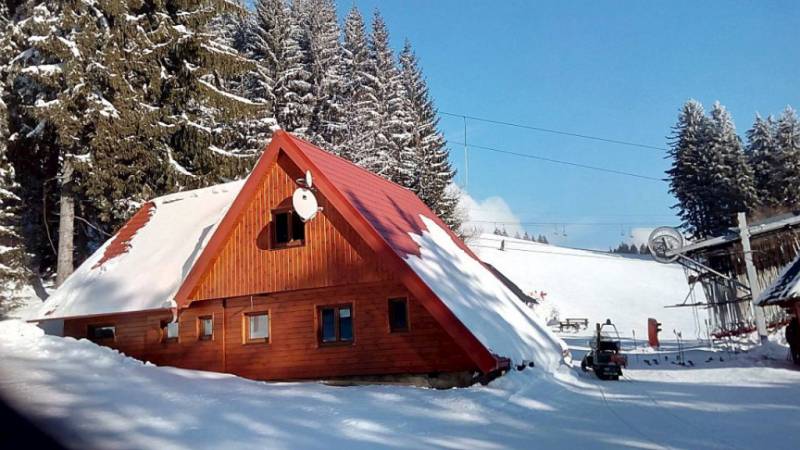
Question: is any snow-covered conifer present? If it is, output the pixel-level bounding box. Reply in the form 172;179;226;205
0;4;29;313
252;0;313;137
340;6;374;163
398;41;458;229
294;0;346;154
704;102;757;233
746;114;780;208
667;100;713;238
774;107;800;208
363;11;408;180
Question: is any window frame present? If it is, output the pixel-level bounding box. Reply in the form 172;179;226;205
270;207;306;249
87;324;116;342
388;297;410;333
243;311;271;344
197;315;214;341
317;303;354;346
161;320;179;343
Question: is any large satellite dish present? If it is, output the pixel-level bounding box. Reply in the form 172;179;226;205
292;170;320;222
647;227;684;264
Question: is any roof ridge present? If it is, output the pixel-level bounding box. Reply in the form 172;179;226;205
282;132;416;196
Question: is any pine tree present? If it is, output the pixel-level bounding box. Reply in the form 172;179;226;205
398;40;459;229
360;10;403;178
252;0;313;137
704;102;757;233
746;114;779;208
667;100;714;239
0;3;29;313
208;9;276;156
295;0;346;154
774;107;800;208
6;0;261;278
340;6;374;164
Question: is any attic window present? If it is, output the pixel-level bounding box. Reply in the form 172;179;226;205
88;324;115;341
271;208;305;248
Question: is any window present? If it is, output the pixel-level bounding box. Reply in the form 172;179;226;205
318;304;353;345
198;316;213;340
245;312;269;343
161;321;179;342
271;209;305;248
88;324;115;341
388;298;409;332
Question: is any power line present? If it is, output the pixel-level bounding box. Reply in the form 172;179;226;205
467;219;676;227
449;141;664;182
441;111;668;152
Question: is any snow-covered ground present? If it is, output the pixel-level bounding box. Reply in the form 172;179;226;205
1;319;798;450
469;234;707;340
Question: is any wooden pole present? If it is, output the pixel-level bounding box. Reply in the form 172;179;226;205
737;212;768;343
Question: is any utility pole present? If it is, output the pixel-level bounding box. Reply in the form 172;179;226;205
463;115;469;191
738;212;768;343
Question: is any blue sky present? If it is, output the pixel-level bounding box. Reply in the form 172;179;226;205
273;1;800;249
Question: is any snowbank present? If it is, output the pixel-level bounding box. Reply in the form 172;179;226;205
1;319;798;450
405;217;568;371
469;235;706;340
32;181;244;321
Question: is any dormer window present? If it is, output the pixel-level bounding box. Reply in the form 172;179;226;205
272;208;305;248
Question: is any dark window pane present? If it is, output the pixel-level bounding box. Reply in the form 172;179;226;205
292;212;305;241
274;212;290;244
389;299;408;332
339;307;353;341
321;308;336;342
89;325;115;340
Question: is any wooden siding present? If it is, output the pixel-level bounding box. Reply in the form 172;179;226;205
62;281;477;380
189;153;393;302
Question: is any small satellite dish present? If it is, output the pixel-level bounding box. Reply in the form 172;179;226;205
292;187;319;222
647;227;684;264
296;170;313;189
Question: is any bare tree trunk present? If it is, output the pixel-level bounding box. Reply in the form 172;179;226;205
55;161;74;287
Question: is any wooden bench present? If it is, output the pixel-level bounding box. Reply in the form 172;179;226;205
558;318;589;332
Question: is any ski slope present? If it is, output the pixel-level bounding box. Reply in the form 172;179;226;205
1;319;798;449
469;235;706;340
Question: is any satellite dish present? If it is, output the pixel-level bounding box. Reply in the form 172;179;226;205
296;170;313;189
292;188;318;222
647;227;684;264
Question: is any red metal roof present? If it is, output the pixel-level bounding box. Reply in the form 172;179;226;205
291;136;474;260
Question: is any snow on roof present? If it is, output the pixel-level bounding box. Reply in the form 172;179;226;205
677;213;800;255
405;217;567;371
757;254;800;306
33;181;244;321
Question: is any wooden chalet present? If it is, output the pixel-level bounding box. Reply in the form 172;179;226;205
31;131;564;385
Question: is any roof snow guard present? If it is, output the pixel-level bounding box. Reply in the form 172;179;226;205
36;131;567;374
757;254;800;307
